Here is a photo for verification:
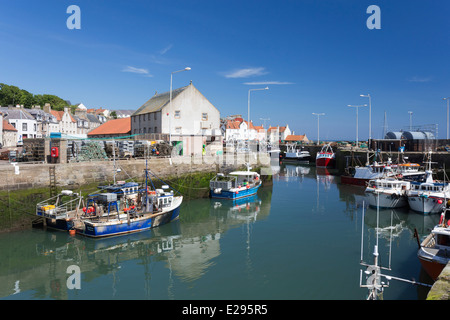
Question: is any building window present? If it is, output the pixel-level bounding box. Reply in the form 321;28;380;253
154;126;157;133
175;110;181;119
22;123;27;131
154;112;157;120
202;113;208;121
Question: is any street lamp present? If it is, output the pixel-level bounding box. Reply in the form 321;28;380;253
169;67;191;142
360;94;372;142
348;104;367;146
248;87;269;139
443;98;449;139
408;111;413;130
312;113;325;145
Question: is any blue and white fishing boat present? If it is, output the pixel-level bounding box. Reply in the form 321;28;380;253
210;166;261;200
76;168;182;238
36;190;85;231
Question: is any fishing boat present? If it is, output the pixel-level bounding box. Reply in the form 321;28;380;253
407;170;450;214
36;190;85;231
315;144;335;168
76;169;182;238
210;166;261;200
280;144;310;163
393;163;425;181
365;178;411;208
340;163;396;187
416;210;450;280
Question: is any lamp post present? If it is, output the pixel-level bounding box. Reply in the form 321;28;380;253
443;98;449;139
312;113;325;145
348;104;367;146
408;111;413;130
360;94;372;142
248;87;268;140
169;67;191;142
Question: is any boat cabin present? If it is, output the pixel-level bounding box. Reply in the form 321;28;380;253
367;179;410;190
410;182;449;193
210;171;260;191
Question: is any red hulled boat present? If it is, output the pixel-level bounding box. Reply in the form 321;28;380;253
315;144;335;168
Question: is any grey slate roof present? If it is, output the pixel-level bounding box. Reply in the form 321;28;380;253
0;107;34;120
133;85;189;116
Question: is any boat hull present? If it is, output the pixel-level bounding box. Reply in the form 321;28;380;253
408;196;445;214
79;206;181;238
211;183;261;200
418;254;446;281
316;154;335;168
340;176;369;187
365;191;407;208
42;217;74;231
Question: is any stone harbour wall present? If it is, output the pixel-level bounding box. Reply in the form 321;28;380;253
0;153;272;191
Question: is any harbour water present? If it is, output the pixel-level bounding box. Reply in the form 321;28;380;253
0;163;438;300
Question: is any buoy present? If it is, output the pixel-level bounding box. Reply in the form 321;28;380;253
69;229;76;236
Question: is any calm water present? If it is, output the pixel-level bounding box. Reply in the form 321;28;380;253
0;163;439;300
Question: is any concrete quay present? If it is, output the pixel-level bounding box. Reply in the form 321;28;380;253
427;262;450;300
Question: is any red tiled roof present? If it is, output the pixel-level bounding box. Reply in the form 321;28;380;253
3;120;17;131
88;118;131;136
50;110;75;122
284;134;307;141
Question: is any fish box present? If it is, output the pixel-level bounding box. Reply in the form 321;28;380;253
98;193;117;203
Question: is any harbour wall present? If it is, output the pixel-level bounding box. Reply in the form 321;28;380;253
0;153;272;191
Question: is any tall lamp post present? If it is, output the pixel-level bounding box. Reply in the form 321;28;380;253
360;94;372;142
443;97;449;139
408;111;413;130
169;67;191;142
312;113;325;145
348;104;367;146
248;87;269;139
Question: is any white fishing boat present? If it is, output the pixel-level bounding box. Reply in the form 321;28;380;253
365;178;411;208
417;210;450;280
407;159;450;214
280;144;310;163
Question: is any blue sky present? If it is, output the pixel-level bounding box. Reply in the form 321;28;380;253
1;0;450;141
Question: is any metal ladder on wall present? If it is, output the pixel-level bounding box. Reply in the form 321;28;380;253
49;166;57;197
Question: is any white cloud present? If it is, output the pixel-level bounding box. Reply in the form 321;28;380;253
159;44;173;55
122;66;152;76
408;76;432;83
244;81;294;85
224;67;268;78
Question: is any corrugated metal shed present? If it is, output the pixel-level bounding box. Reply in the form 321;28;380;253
385;131;403;139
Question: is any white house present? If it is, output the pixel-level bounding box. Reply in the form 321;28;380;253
0;106;38;145
267;125;292;144
132;82;222;156
224;118;266;142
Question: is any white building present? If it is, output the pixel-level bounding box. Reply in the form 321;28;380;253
0;106;38;145
132;82;222;156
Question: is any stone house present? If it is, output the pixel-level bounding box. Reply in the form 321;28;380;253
131;82;222;156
